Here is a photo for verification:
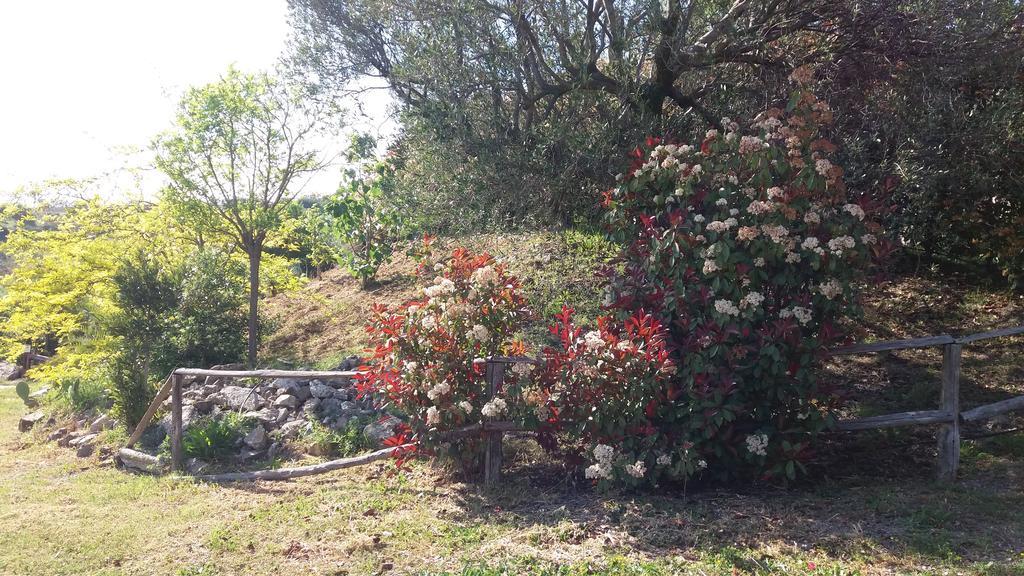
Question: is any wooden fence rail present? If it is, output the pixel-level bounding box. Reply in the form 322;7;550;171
124;325;1024;484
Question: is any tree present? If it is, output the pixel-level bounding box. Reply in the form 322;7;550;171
325;134;403;287
155;68;338;367
287;0;895;226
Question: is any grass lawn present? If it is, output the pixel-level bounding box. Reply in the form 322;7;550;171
2;384;1024;576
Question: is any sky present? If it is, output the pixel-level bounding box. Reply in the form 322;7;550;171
0;0;394;201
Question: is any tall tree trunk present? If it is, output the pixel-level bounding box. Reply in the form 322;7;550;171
247;246;261;369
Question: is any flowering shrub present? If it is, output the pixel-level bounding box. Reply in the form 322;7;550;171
535;307;686;488
587;66;886;483
357;248;533;470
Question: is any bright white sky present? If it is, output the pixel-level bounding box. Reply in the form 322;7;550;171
0;0;394;201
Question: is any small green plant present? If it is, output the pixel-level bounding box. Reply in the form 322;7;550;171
178;413;254;461
15;380;30;405
302;417;371;457
49;374;110;414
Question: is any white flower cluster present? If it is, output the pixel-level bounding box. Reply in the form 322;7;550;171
817;278;843;299
511;362;534;378
861;234;877;245
625;460;647;478
471;265;499;285
470;324;490;343
827;235;856;256
761;224;789;244
421;315;437;331
459;400;474;413
481;396;507;419
426;405;440;425
634;143;698;178
715;198;728;207
656;453;672;466
815;158;833;177
780;306;813;325
740;291;765;308
693;214;706;223
424;277;456;299
714;299;740;316
583;330;606;351
585;444;615;479
842;203;865;221
702;259;720;274
739;135;765;154
426;380;450;402
745;433;769;456
804;211;821;225
707;218;738;233
766;186;785;200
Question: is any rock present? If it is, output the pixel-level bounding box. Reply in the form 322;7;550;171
0;362;23;381
309;380;335;399
273;394;299;409
139;424;167;450
89;413;116;433
244;425;268;450
158;405;197;436
47;427;68;442
68;430;98;457
243;408;281;428
28;386;50;398
277;419;307;439
328;415;352;431
363;415;403;447
267;442;282;461
210;385;264;411
306;442;331;456
192;399;215;414
302;398;321;415
119;448;164;474
186;457;209;475
238;448;264;461
320;398;363;421
19;410;45;432
272;378;312;402
333;355;363;371
69;432;98;447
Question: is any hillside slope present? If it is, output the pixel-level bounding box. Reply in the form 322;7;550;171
262;230;617;365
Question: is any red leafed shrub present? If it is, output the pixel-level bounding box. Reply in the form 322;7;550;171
357;248;534;470
535;307;683;487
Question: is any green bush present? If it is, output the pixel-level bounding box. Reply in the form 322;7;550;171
109;249;180;427
174;250;249;368
179;413;254;462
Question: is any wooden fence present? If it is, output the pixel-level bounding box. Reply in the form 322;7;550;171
124;326;1024;484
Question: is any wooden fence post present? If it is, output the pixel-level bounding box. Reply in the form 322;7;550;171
483;359;505;487
170;372;184;473
937;343;962;482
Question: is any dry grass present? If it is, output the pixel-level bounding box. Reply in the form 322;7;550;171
3;385;1024;575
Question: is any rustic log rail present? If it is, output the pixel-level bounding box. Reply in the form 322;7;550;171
830;325;1024;481
123;326;1023;483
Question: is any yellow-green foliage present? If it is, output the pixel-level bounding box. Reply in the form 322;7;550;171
0;200;170;383
0;198;303;390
